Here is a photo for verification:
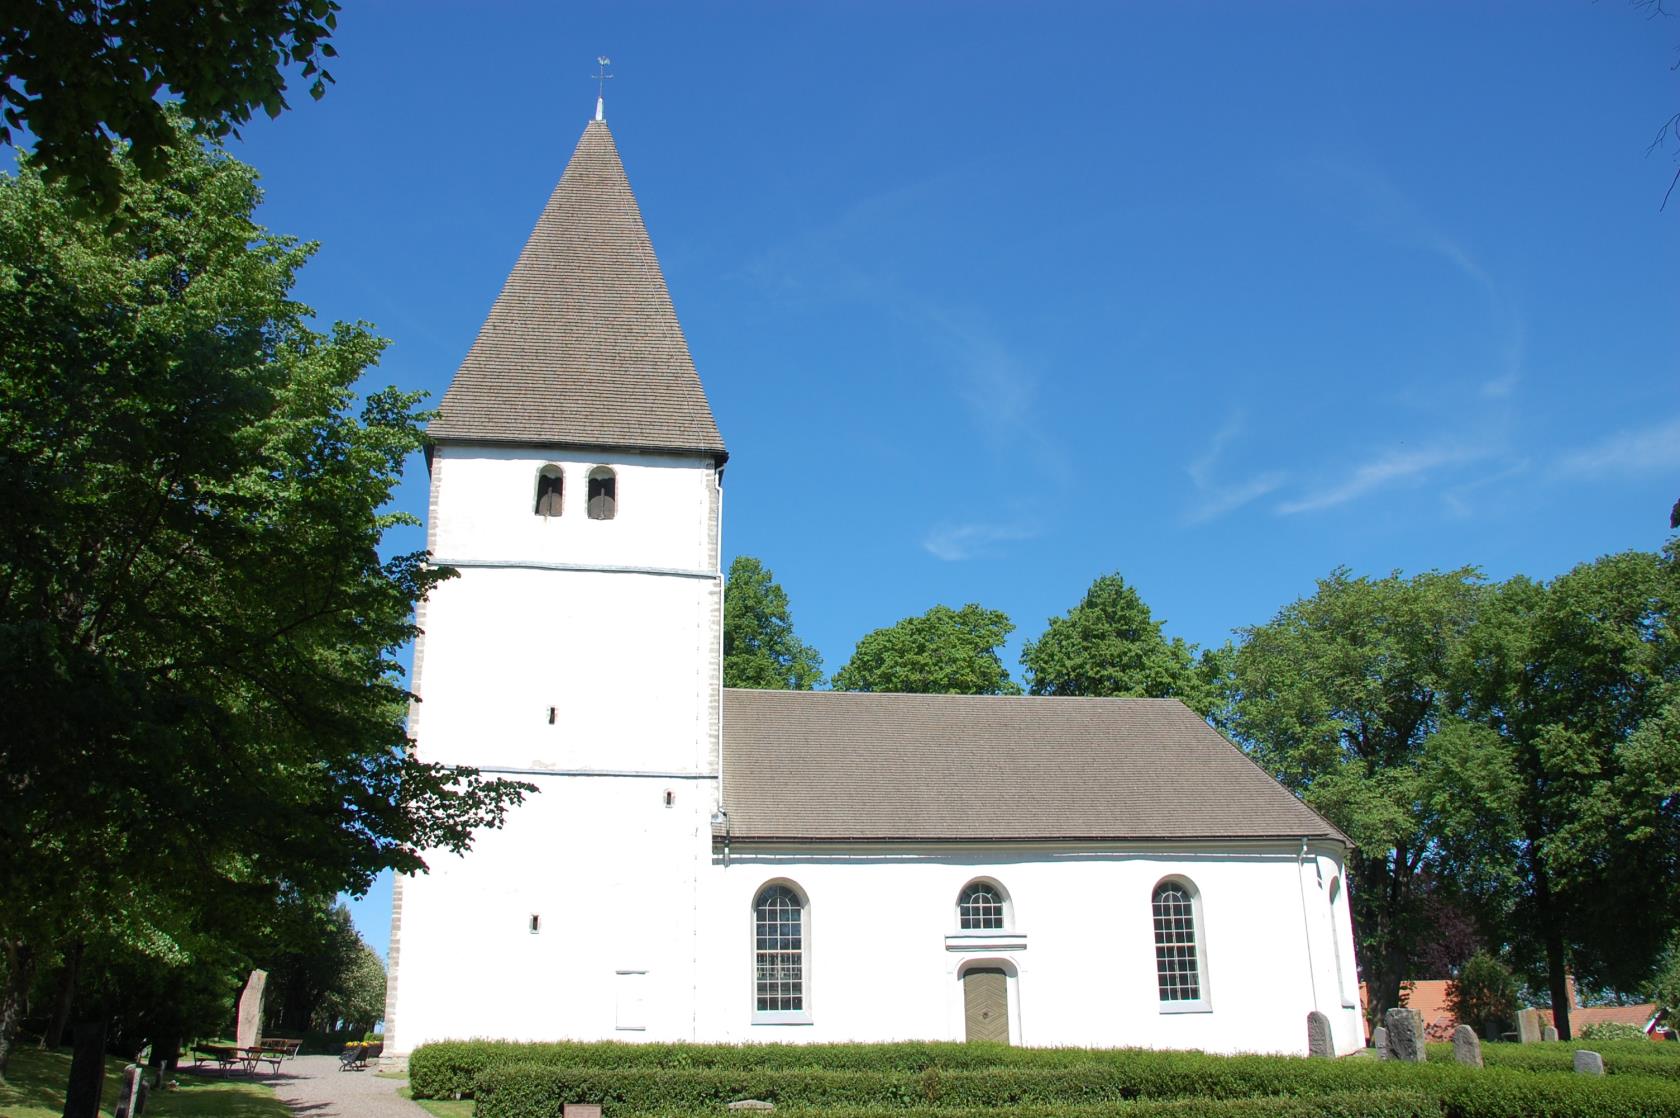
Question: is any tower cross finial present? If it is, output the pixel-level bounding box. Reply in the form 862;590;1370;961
594;56;613;121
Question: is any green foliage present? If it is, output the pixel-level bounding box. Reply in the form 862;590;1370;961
1459;548;1680;1028
1019;574;1221;716
1652;936;1680;1018
1448;952;1520;1039
1581;1021;1655;1042
834;604;1021;695
1;3;341;212
260;899;385;1036
723;556;823;690
462;1047;1680;1118
1222;566;1505;1022
0;113;527;1072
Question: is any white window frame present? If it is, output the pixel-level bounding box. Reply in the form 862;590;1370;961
955;878;1011;931
1152;876;1212;1014
751;881;811;1025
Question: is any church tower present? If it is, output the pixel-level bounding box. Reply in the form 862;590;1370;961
383;115;727;1054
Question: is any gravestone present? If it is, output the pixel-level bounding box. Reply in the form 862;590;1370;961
1306;1011;1334;1057
564;1105;603;1118
1542;1025;1558;1042
235;969;267;1051
1516;1008;1543;1043
1452;1024;1483;1068
114;1064;149;1118
726;1102;775;1112
1383;1007;1427;1062
1372;1025;1389;1059
1573;1050;1604;1076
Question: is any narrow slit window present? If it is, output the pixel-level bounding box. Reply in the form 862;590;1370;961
534;466;564;517
587;466;617;520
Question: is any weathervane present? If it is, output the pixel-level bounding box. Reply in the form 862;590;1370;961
594;56;613;121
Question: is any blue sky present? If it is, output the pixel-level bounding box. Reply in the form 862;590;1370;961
121;2;1680;955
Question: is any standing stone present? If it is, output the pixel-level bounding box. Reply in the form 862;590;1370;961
1306;1011;1334;1057
1542;1025;1558;1042
114;1064;148;1118
235;969;267;1051
1451;1024;1483;1068
564;1106;603;1118
1517;1008;1543;1044
1383;1007;1427;1063
1372;1025;1390;1059
1573;1049;1604;1076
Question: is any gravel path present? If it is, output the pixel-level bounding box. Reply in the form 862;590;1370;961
206;1054;432;1118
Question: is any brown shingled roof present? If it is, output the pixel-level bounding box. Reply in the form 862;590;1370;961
430;120;726;458
720;690;1346;844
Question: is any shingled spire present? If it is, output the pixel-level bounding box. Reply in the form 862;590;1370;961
430;120;727;459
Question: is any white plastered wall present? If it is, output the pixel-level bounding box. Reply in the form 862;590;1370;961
691;841;1364;1056
386;442;723;1052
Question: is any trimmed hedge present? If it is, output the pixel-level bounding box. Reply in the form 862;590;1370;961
412;1041;1062;1097
1425;1040;1680;1082
470;1061;1680;1118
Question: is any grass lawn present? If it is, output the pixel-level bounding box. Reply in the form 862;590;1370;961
0;1046;292;1118
405;1090;472;1118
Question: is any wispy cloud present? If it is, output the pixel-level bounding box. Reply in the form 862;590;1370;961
922;519;1041;561
1182;413;1287;524
1298;159;1526;403
1554;415;1680;479
1441;459;1532;519
1278;445;1486;515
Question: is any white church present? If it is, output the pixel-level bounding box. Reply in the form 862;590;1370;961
382;110;1364;1059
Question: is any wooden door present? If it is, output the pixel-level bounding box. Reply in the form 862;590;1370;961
963;967;1009;1043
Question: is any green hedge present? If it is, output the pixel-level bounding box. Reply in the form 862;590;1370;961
720;1095;1440;1118
1424;1041;1680;1082
469;1061;1680;1118
412;1041;1080;1096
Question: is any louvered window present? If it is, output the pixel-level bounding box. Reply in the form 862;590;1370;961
534;466;564;517
1153;881;1203;1003
958;881;1006;930
753;884;805;1014
587;466;617;520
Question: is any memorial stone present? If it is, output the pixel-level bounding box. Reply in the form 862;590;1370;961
1383;1007;1427;1062
114;1063;148;1118
727;1103;775;1112
1542;1025;1558;1042
1372;1025;1389;1059
1516;1009;1542;1044
1306;1011;1334;1057
235;969;267;1051
1452;1024;1483;1067
1573;1050;1604;1076
564;1105;603;1118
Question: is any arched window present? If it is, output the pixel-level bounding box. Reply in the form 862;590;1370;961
1152;879;1205;1005
534;465;563;517
753;884;806;1018
587;466;617;520
957;881;1006;930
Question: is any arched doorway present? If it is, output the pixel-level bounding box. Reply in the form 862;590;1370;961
962;966;1009;1043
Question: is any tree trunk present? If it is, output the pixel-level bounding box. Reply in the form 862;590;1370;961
0;941;36;1082
62;1019;107;1118
1528;836;1573;1040
41;942;82;1050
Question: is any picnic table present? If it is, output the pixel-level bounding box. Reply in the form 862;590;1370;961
190;1038;303;1074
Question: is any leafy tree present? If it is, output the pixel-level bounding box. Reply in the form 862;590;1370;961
1222;567;1517;1030
1;0;340;211
723;556;823;690
1448;950;1520;1039
261;900;365;1036
1459;548;1680;1039
314;941;386;1036
1650;935;1680;1020
833;604;1021;695
1020;573;1221;715
0;116;529;1082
